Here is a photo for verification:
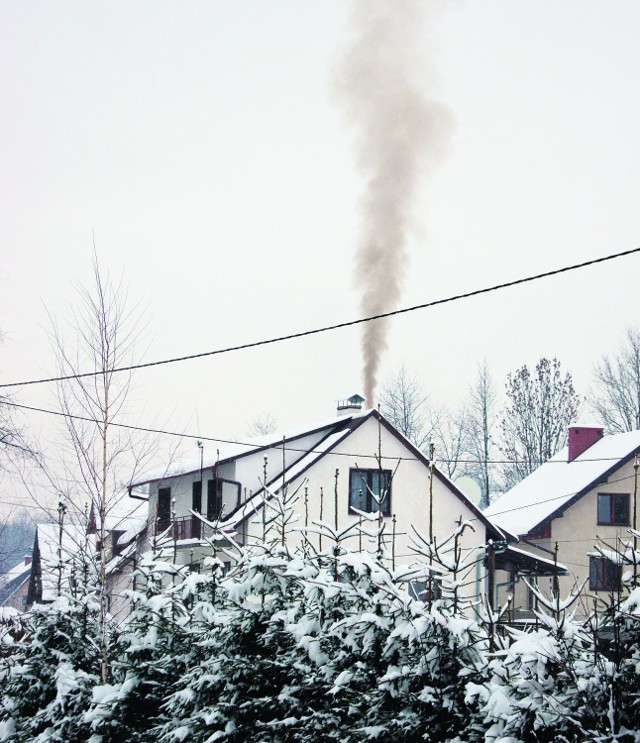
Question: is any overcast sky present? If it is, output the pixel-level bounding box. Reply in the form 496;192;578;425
2;1;640;480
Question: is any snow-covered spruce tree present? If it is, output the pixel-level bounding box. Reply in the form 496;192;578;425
285;516;488;742
0;545;103;742
358;521;488;742
466;573;604;742
158;482;316;742
283;517;383;740
83;544;196;742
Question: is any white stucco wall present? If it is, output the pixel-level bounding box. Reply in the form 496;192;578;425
137;416;489;603
244;416;488;600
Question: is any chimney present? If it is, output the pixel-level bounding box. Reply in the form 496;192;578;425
568;425;604;462
337;394;365;417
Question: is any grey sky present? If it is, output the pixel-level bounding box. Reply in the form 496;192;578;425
2;1;640;478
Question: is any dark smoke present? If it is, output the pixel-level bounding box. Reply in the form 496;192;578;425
334;0;452;406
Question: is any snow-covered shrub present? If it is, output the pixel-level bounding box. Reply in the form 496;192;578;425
466;579;609;743
83;553;196;742
0;593;102;742
158;540;310;742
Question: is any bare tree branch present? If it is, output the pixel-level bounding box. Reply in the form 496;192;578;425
592;327;640;433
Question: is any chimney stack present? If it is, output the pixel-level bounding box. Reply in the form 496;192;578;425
337;394;365;417
568;425;604;462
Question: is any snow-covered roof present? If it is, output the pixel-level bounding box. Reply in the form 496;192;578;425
130;408;373;487
104;496;146;535
501;545;568;576
0;559;31;605
485;430;640;536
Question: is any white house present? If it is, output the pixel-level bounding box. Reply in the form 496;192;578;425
485;425;640;615
127;405;553;608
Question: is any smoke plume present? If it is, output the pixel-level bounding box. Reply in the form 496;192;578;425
335;0;452;406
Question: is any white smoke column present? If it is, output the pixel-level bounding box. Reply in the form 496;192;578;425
335;0;452;406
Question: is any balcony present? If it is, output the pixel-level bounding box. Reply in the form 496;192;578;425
154;514;235;543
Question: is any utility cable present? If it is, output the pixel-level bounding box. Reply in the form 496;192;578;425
1;245;639;390
4;399;636;467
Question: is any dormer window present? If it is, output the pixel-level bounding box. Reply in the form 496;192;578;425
349;468;391;515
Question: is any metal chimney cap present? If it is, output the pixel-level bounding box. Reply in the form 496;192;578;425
337;393;366;412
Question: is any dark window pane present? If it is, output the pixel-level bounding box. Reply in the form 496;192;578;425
349;470;368;511
613;495;629;525
207;479;222;519
349;469;391;515
590;556;621;591
192;480;202;513
598;494;611;524
598;493;629;525
157;487;171;531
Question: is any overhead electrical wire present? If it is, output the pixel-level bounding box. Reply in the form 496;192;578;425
1;245;639;390
4;244;640;526
3;399;635;467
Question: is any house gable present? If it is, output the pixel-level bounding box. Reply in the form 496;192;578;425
234;410;493;554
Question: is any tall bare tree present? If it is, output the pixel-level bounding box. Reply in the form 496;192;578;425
50;253;153;682
464;361;497;509
592;327;640;433
430;403;469;481
379;366;470;478
379;366;432;450
500;357;581;489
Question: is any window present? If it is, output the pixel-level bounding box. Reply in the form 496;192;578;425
597;493;629;526
349;468;392;515
192;481;203;539
206;477;241;520
207;478;223;520
157;487;172;531
408;579;441;603
192;480;202;513
589;556;622;592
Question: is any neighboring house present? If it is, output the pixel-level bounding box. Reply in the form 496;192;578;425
485;425;640;616
0;556;32;611
25;498;146;614
128;403;554;608
26;523;95;607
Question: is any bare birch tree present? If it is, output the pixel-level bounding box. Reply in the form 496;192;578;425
464;362;497;508
50;252;154;683
379;366;469;477
592;327;640;433
430;403;469;481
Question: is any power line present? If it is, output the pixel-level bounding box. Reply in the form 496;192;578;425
1;245;639;390
4;399;637;468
